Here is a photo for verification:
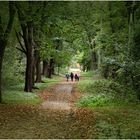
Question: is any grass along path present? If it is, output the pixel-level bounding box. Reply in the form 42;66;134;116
2;76;61;105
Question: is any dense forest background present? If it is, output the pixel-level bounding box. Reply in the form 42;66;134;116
0;1;140;102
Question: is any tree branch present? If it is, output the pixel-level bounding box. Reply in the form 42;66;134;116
4;2;16;40
0;15;4;34
18;31;23;38
15;30;27;55
16;47;27;55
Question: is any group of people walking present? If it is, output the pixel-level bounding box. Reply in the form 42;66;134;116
65;72;80;82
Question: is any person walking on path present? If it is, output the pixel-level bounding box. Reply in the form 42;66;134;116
65;73;69;82
75;74;79;81
70;72;74;81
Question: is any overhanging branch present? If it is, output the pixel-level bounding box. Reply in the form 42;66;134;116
15;29;27;55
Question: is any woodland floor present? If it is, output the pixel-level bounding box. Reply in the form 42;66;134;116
0;78;140;139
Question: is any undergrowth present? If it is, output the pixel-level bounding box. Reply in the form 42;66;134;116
80;71;97;77
77;79;138;107
77;77;140;138
2;76;61;105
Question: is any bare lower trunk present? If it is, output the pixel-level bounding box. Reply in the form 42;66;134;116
0;41;5;102
104;65;109;79
24;54;33;92
47;67;52;78
91;51;97;70
34;45;41;82
97;49;101;70
52;64;55;75
36;57;41;82
43;61;48;76
0;49;4;103
22;22;34;92
57;66;60;75
47;59;53;78
32;57;35;87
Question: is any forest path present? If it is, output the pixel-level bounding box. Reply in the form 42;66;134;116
0;78;139;138
40;79;81;110
0;78;97;139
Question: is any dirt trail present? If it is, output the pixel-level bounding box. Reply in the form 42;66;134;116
0;77;139;139
0;78;98;139
40;80;81;110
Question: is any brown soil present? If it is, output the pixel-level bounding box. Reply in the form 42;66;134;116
39;80;82;110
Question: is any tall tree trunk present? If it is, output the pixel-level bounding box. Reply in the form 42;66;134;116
32;57;35;87
127;1;135;56
88;36;98;71
90;50;97;70
0;43;5;103
108;2;115;33
35;54;41;83
57;65;60;75
47;59;53;78
52;63;55;75
22;22;34;92
0;62;2;103
97;49;101;70
42;61;48;76
0;2;16;102
98;3;103;70
25;53;33;92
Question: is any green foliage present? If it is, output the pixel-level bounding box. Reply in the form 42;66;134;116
3;89;41;105
95;107;140;139
2;76;61;105
95;120;120;138
2;34;25;88
77;79;138;107
1;1;140;103
39;20;74;68
81;71;98;77
93;106;140;139
77;94;111;107
35;76;61;90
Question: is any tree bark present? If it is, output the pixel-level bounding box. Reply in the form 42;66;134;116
42;61;48;76
35;53;41;83
32;57;35;87
98;3;103;70
47;59;54;78
57;65;60;75
0;42;5;103
25;53;33;92
89;44;97;70
0;61;2;103
52;63;55;75
21;22;34;92
0;2;16;102
108;2;115;33
91;51;97;70
127;1;135;56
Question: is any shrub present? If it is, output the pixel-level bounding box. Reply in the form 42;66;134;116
77;79;138;107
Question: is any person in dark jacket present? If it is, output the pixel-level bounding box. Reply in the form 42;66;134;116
65;73;69;82
75;74;79;81
70;72;74;81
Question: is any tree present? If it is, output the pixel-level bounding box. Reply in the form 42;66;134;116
0;2;16;102
16;2;46;91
